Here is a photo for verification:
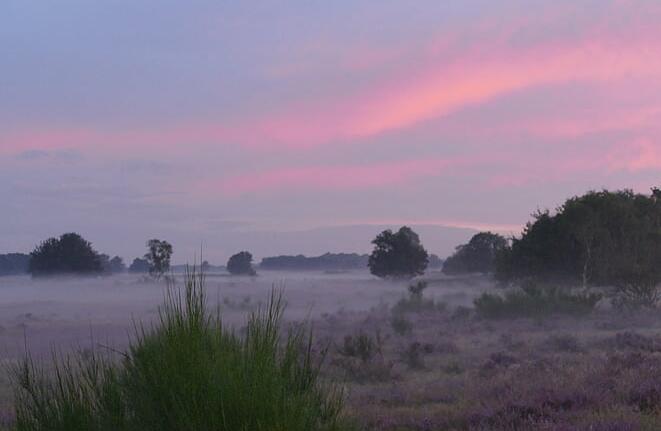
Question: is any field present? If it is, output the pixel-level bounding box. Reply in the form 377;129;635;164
1;271;661;430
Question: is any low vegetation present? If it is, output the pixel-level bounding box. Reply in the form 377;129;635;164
10;269;347;431
474;282;602;319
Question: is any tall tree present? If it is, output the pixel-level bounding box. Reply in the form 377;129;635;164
144;239;173;279
227;251;256;276
442;232;507;275
496;188;661;307
368;226;428;279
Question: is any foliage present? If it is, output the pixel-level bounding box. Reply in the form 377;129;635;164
144;239;173;279
442;232;507;275
227;251;256;276
427;254;444;269
0;253;30;276
496;189;661;308
128;258;150;274
392;281;444;314
260;253;368;271
11;269;347;431
390;315;413;335
368;226;429;279
28;233;102;276
474;282;602;319
99;255;126;274
338;332;379;363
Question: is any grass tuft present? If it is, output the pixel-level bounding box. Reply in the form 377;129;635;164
11;266;348;431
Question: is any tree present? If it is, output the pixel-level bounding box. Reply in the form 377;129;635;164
129;258;150;274
144;239;173;279
368;226;429;279
28;233;102;276
99;255;126;274
496;188;661;308
442;232;507;275
227;251;256;276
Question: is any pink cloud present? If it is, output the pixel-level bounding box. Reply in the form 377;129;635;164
3;4;661;156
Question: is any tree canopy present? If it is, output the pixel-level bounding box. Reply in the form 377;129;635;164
227;251;256;276
368;226;429;279
144;239;173;279
28;233;102;276
442;232;507;275
496;189;661;307
129;258;150;274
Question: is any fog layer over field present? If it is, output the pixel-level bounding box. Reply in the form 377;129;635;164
0;271;488;361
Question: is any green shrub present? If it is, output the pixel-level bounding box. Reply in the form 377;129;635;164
11;267;347;431
474;282;601;319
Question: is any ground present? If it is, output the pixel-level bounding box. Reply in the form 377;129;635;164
1;271;660;430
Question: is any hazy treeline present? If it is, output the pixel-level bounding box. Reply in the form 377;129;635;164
260;252;369;271
0;253;30;276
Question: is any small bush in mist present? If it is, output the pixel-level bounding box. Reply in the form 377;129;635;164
10;267;346;431
392;281;444;314
338;332;380;363
474;281;601;319
390;315;413;335
333;331;392;383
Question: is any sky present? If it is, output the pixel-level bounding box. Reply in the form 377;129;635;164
2;0;661;262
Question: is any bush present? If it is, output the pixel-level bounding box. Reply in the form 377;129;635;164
390;315;413;336
337;331;380;363
11;268;347;431
474;282;601;319
392;281;444;314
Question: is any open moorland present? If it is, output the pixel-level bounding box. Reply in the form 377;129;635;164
2;271;661;430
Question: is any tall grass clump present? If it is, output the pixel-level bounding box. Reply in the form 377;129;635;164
11;267;346;431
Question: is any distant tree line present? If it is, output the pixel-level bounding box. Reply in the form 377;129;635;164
25;233;173;279
0;253;30;276
260;253;369;271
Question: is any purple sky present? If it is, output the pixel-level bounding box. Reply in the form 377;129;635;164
2;1;661;262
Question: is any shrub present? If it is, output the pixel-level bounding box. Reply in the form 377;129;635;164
392;281;443;314
390;315;413;336
546;334;582;353
11;268;347;431
337;331;380;363
401;342;429;370
474;282;601;319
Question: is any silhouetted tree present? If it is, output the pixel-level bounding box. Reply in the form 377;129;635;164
144;239;173;279
28;233;102;276
496;188;661;308
227;251;256;276
442;232;507;275
201;260;211;273
129;258;150;274
368;226;428;279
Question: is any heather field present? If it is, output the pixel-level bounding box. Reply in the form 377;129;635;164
1;272;661;430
